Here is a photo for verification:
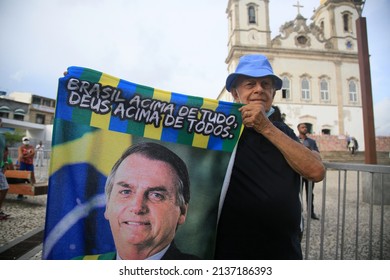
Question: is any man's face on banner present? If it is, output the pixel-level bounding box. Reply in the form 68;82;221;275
104;153;187;258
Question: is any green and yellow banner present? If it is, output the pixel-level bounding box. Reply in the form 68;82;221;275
43;67;242;259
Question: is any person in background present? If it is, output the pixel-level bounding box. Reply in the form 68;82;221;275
2;146;14;171
215;54;325;260
347;137;358;155
0;120;10;220
17;137;35;200
35;141;44;167
297;123;321;220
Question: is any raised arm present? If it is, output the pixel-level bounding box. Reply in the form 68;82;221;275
240;104;325;182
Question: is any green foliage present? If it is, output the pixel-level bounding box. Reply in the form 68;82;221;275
3;131;24;147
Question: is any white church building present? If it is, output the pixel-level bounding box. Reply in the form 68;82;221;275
218;0;364;148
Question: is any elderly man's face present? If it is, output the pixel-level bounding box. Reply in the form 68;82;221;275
234;76;275;111
104;153;187;257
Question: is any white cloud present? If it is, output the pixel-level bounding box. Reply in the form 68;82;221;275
10;70;25;83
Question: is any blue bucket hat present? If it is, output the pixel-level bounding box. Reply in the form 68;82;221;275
226;54;283;92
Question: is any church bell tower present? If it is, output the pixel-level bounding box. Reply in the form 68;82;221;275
225;0;271;74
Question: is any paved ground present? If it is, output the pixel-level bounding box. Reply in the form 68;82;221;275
0;164;48;259
301;169;390;260
0;167;389;260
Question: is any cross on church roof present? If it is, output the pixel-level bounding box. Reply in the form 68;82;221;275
293;0;304;15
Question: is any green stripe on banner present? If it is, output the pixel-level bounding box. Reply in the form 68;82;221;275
177;96;204;147
223;105;242;151
71;69;103;125
125;84;155;136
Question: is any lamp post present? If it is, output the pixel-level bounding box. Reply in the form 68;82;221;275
353;0;377;164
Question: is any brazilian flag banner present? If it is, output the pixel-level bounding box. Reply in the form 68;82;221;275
43;66;243;259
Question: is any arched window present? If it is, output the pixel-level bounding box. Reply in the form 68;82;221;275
342;13;351;32
0;105;10;119
320;79;329;101
349;80;358;102
301;78;310;100
14;108;26;121
303;123;313;134
248;6;256;24
0;106;11;112
282;76;291;99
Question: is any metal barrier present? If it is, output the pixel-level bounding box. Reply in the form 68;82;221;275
302;162;390;260
7;147;51;167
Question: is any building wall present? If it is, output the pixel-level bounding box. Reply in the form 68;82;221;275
29;108;54;125
310;134;390;153
0;98;29;122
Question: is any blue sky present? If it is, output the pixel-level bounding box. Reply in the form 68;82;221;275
0;0;389;135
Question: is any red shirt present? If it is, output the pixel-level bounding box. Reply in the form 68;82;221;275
20;145;34;165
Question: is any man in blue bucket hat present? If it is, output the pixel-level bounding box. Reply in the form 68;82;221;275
215;54;325;259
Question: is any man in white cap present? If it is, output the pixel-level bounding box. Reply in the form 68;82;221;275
17;136;35;200
215;54;325;259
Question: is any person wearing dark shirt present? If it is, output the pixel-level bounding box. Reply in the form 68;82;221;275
297;123;321;220
215;54;325;260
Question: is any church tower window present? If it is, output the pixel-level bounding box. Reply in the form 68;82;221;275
343;14;349;31
320;79;329;101
248;6;256;24
301;78;311;101
349;80;358;102
342;12;352;33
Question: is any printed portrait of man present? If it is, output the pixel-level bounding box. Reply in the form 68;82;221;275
74;142;199;260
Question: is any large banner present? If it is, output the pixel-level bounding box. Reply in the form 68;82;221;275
43;67;243;260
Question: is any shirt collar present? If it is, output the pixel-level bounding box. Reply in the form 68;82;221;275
116;243;171;260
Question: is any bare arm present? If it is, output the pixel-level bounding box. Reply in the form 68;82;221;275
259;123;324;182
17;146;22;163
240;104;325;182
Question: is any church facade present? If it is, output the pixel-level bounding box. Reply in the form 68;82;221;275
218;0;364;148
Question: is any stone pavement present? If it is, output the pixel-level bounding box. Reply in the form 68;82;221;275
0;167;389;260
0;164;48;259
